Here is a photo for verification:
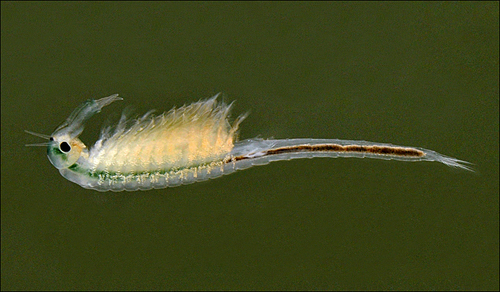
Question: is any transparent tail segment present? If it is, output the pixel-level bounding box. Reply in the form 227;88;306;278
228;138;474;172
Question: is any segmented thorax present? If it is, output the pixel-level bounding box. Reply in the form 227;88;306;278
87;96;243;173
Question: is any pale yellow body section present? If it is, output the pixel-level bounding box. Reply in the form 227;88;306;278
87;96;243;173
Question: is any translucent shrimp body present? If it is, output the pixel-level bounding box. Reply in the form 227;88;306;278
26;94;473;192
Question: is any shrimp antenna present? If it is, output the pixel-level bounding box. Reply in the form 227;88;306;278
25;130;51;146
25;142;51;147
25;130;51;139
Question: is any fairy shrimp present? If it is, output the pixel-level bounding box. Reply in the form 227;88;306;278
26;94;473;191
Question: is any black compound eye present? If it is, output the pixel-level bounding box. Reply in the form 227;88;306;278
60;142;71;153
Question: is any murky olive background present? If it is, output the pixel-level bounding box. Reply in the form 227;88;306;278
2;2;498;290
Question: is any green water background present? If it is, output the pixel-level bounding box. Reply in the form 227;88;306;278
2;2;498;290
